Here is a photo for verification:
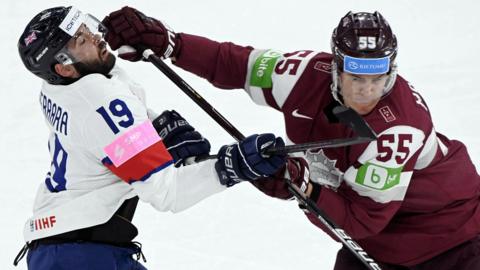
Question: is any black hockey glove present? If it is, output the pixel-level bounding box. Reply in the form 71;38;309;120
152;110;210;167
215;133;286;187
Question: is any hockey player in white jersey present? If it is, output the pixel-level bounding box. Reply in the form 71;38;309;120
14;6;287;270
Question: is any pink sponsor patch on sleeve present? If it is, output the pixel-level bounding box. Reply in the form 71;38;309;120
104;120;161;167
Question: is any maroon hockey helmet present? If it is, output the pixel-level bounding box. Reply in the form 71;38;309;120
331;11;398;73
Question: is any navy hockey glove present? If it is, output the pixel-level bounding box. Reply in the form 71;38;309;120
102;6;180;61
152;110;210;167
215;134;287;187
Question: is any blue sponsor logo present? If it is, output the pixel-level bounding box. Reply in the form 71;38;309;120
344;56;390;75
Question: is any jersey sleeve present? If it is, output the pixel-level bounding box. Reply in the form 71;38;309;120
244;49;317;109
80;78;225;213
345;125;426;203
174;33;253;89
174;33;320;112
310;124;432;239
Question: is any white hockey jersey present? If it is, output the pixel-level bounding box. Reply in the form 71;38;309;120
24;65;226;242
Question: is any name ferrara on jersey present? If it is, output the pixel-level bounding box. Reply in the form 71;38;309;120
40;91;68;136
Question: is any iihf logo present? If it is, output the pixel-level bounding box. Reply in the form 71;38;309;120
30;216;57;232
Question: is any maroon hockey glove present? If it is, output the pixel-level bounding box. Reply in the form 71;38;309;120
102;6;180;61
286;157;311;194
286;157;322;213
251;157;312;200
253;157;322;213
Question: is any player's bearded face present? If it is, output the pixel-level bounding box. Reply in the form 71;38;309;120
73;40;116;77
339;73;388;115
64;25;116;78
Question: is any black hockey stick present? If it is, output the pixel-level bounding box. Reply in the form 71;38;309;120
265;106;376;155
287;181;382;270
142;49;245;142
142;49;376;155
202;105;376;158
142;50;382;270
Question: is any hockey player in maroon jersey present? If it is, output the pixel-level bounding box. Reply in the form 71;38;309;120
102;7;480;270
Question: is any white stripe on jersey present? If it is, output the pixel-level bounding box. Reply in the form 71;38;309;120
244;49;270;106
245;49;317;108
343;125;425;203
344;167;413;203
414;128;444;170
270;51;315;108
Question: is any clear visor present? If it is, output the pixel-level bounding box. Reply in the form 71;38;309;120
54;8;107;65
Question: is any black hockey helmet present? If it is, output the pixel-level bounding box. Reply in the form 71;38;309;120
18;7;73;85
18;6;107;85
331;11;397;75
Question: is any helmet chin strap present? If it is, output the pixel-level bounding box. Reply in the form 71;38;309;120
330;61;344;105
330;61;398;106
383;63;398;95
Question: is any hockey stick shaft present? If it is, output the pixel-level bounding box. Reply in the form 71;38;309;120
265;136;373;155
143;51;382;270
266;107;376;154
143;50;245;142
287;182;382;270
142;49;376;155
201;135;374;160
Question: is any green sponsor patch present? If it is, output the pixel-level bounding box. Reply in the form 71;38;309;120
355;162;403;190
250;50;282;88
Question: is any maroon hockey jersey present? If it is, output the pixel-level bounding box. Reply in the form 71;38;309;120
173;33;480;266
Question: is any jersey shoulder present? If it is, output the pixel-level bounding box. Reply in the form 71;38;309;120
245;49;333;109
48;71;150;150
280;52;334;111
75;73;130;103
368;75;433;133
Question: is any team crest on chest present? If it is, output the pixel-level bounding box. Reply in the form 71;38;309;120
305;149;343;189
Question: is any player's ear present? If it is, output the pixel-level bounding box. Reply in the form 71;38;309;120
54;63;79;78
